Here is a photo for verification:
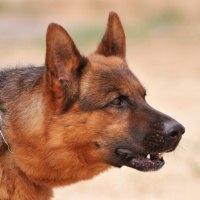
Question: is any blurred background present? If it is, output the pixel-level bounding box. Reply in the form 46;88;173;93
0;0;200;199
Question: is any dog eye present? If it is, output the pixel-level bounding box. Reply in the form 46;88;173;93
109;96;127;107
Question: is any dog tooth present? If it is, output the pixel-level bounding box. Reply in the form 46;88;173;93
158;153;164;159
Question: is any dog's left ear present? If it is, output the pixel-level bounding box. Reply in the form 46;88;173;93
95;12;126;58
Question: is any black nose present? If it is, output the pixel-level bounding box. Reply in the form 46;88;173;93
164;121;185;137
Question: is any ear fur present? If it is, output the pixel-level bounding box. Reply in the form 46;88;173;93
46;23;82;81
95;12;126;58
45;23;86;113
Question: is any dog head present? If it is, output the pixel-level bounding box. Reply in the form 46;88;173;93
10;12;185;187
44;12;185;173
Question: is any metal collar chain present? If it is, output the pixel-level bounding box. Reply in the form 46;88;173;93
0;115;13;153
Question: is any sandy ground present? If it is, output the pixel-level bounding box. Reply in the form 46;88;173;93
0;1;200;199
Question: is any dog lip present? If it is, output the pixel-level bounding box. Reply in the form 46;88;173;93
115;148;165;171
116;148;134;157
130;154;165;172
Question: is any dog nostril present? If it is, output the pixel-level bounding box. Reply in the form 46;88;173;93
170;129;180;137
168;124;185;137
179;125;185;135
163;120;185;137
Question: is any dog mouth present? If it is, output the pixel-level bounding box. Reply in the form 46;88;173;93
114;148;165;172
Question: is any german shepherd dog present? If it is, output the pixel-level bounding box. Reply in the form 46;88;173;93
0;12;185;200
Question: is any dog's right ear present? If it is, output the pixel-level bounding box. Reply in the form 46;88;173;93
46;23;82;82
45;23;84;113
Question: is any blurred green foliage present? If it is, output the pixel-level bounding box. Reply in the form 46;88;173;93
67;8;183;48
